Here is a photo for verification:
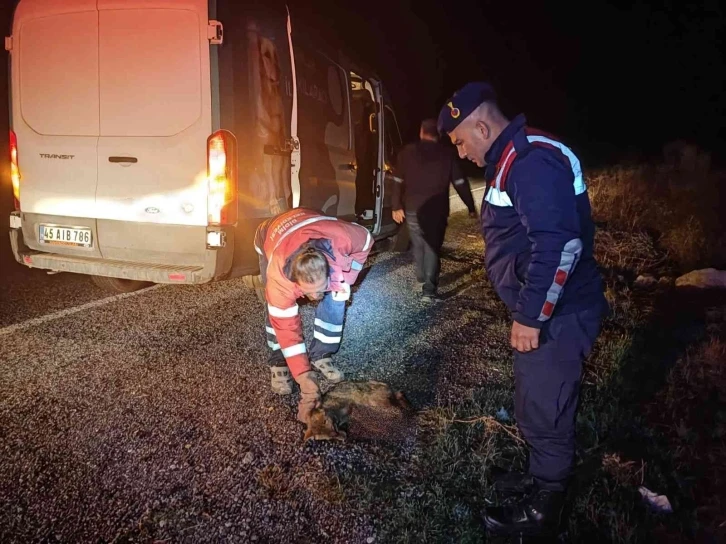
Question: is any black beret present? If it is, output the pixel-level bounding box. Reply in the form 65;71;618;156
437;82;497;134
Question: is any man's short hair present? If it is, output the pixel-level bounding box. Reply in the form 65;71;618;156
420;118;438;138
290;246;329;284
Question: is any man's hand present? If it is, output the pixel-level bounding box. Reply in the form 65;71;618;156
295;370;321;423
511;321;540;352
392;209;405;224
469;210;478;219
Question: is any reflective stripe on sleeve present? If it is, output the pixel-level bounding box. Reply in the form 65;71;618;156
268;304;299;318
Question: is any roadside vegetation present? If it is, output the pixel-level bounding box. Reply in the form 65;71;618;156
308;163;726;543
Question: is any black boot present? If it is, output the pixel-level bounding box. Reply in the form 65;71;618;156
483;487;564;537
490;467;534;496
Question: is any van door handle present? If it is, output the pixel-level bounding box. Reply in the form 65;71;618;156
109;156;138;164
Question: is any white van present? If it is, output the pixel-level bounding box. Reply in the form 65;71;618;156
7;0;403;293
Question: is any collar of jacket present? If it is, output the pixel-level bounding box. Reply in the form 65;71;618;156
484;113;527;181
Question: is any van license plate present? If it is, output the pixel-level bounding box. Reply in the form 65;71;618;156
39;224;93;248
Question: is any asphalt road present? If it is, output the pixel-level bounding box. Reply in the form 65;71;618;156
0;180;486;330
0;210;502;543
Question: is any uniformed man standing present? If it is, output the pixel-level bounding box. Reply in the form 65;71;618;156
391;118;477;301
437;83;608;537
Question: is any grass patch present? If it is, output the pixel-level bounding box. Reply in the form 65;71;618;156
338;387;520;544
645;336;726;538
320;162;726;542
587;164;726;273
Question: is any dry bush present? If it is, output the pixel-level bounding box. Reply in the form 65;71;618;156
672;336;726;396
601;453;646;488
301;472;347;505
595;229;667;277
588;166;655;232
587;165;726;273
257;463;298;499
645;337;726;538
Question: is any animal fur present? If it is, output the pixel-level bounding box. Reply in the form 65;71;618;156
304;380;413;442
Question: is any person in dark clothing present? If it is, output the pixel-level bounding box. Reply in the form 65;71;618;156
438;83;609;538
392;118;477;300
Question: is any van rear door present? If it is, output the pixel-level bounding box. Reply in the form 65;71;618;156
95;0;212;264
12;0;100;219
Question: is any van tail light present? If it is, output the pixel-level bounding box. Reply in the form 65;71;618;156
9;130;20;211
207;129;238;226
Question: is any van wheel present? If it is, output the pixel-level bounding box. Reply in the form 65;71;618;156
91;275;152;294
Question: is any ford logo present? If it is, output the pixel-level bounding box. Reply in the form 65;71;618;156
145;207;160;214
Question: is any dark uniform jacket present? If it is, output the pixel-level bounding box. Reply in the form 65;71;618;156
481;114;607;329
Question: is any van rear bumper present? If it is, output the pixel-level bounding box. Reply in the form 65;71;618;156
9;217;229;285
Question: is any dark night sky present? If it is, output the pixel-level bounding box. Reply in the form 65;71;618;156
0;0;721;256
0;0;723;167
294;0;725;166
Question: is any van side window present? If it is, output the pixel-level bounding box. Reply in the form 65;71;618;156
384;106;402;164
296;47;350;152
324;65;351;150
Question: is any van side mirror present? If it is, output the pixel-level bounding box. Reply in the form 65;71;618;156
369;113;377;133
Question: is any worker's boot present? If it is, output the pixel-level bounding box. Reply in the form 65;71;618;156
490;467;534;497
270;365;293;395
312;358;344;383
483;486;564;537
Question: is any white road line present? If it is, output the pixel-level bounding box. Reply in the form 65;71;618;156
0;284;164;337
449;185;486;215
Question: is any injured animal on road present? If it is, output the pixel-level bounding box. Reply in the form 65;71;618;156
304;380;414;442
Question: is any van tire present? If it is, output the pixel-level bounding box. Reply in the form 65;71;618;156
91;275;152;294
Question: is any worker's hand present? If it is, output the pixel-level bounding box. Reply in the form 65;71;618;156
511;321;540;352
469;210;478;220
392;209;405;224
295;370;321;423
